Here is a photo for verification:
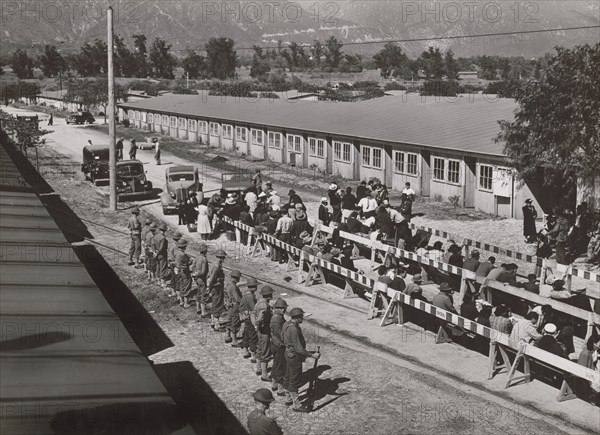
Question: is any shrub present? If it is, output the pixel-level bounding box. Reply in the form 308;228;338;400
384;82;407;91
420;80;460;97
448;195;461;208
121;119;130;127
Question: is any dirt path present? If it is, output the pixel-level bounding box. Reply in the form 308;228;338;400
17;135;598;434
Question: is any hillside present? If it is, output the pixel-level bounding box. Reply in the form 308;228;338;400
2;0;598;57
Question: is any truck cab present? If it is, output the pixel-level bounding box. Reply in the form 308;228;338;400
82;145;110;185
160;165;203;214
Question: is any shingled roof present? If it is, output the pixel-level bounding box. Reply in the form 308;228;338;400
119;93;517;157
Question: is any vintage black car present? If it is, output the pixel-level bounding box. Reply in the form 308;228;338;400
81;145;110;185
116;160;153;199
66;111;95;125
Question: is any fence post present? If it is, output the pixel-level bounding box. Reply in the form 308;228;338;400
297;250;305;284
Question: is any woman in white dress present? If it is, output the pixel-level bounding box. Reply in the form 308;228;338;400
197;203;212;240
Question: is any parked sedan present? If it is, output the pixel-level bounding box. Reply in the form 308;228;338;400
66;111;95;125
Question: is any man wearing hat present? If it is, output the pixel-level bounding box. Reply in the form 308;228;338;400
175;239;192;307
404;274;423;296
282;307;320;412
207;249;227;330
192;243;210;315
144;223;158;282
318;197;331;226
270;298;288;395
254;286;274;380
463;250;481;273
247;388;282;435
522;199;538;243
432;282;457;314
251;169;262;194
167;231;182;297
534;323;564;357
153;223;169;288
240;277;259;360
287;189;303;206
127;207;142;266
139;218;153;268
225;270;243;346
275;211;294;264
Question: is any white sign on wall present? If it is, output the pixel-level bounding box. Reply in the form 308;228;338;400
493;167;512;197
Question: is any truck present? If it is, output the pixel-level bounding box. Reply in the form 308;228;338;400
81;145;110;185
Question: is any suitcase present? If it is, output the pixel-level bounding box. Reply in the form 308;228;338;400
187;223;197;233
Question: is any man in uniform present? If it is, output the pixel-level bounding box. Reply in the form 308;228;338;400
140;218;153;269
225;270;243;346
153;223;169;288
282;307;320;412
255;286;274;381
144;223;157;282
207;249;227;331
270;298;288;395
192;243;210;316
167;231;182;297
174;239;192;307
240;277;259;361
127;207;142;266
247;388;283;435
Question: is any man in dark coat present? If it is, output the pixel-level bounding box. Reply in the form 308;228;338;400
270;299;288;395
127;207;142;266
153;223;169;288
254;286;274;380
356;180;369;201
174;239;192;307
288;189;303;206
247;389;283;435
225;270;243;346
208;249;227;331
192;243;210;316
318;198;331;226
522;199;538;243
240;278;259;361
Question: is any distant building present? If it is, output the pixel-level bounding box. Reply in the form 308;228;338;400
35;90;82;112
119;93;547;219
458;71;479;81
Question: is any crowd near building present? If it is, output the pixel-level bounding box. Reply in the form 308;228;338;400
119;93;560;219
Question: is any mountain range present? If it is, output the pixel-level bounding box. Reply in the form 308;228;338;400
2;1;598;58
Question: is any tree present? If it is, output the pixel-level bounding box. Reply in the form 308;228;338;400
496;44;600;201
479;55;497;80
1;109;50;152
114;36;136;77
73;40;107;76
64;79;127;123
420;47;444;80
311;40;323;65
132;34;149;77
373;43;407;79
444;49;459;81
182;50;206;79
324;36;343;68
39;45;66;78
0;58;4;75
250;46;271;80
205;37;238;80
10;49;34;79
148;38;177;79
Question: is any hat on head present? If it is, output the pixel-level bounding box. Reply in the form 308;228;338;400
225;197;236;205
439;282;453;292
527;273;537;280
246;277;258;287
273;299;288;309
288;189;295;195
471;250;480;257
158;223;167;231
253;388;275;404
289;307;304;318
260;286;274;296
412;274;423;283
321;197;328;203
172;231;182;240
433;241;443;250
570;287;586;294
543;323;557;334
131;207;140;214
258;192;267;198
295;203;304;210
296;210;306;220
330;248;341;257
177;239;188;248
215;249;227;258
525;199;533;204
329;183;338;191
545;275;556;285
230;269;241;278
269;210;279;218
198;243;208;253
552;279;565;288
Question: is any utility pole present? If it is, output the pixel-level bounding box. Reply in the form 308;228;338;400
107;6;117;211
186;72;189;89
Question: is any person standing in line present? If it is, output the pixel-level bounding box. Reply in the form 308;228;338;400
318;197;331;226
48;113;53;126
255;286;274;381
167;231;182;297
522;199;538;243
246;389;283;435
270;298;288;396
127;207;142;266
401;182;416;202
153;223;169;288
252;169;262;194
192;243;210;316
240;277;259;361
356;180;369;201
116;137;124;160
548;209;570;264
341;187;357;223
174;239;192;307
282;307;320;412
129;138;138;160
153;138;161;165
225;269;243;347
144;223;157;282
207;249;227;330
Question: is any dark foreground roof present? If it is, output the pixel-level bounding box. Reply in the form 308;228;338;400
119;93;517;157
